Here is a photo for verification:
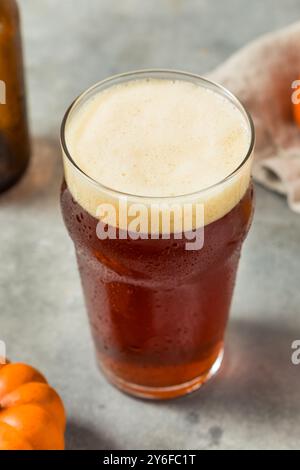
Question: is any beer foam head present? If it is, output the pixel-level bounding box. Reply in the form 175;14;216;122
63;76;253;230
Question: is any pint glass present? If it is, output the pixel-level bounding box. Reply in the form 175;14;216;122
60;71;254;399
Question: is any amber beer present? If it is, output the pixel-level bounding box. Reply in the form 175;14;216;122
60;71;254;399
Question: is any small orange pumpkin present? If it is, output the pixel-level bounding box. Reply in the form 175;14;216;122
293;79;300;127
0;363;66;450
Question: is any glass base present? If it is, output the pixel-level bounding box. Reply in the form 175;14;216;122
99;348;224;400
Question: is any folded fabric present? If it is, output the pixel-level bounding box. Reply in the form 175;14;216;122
209;21;300;213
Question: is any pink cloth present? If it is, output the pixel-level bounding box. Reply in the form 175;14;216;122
209;21;300;213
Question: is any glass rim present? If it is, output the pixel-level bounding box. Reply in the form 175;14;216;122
60;69;255;201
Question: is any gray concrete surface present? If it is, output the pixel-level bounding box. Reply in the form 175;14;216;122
0;0;300;450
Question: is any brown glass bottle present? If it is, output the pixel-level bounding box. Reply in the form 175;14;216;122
0;0;30;193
